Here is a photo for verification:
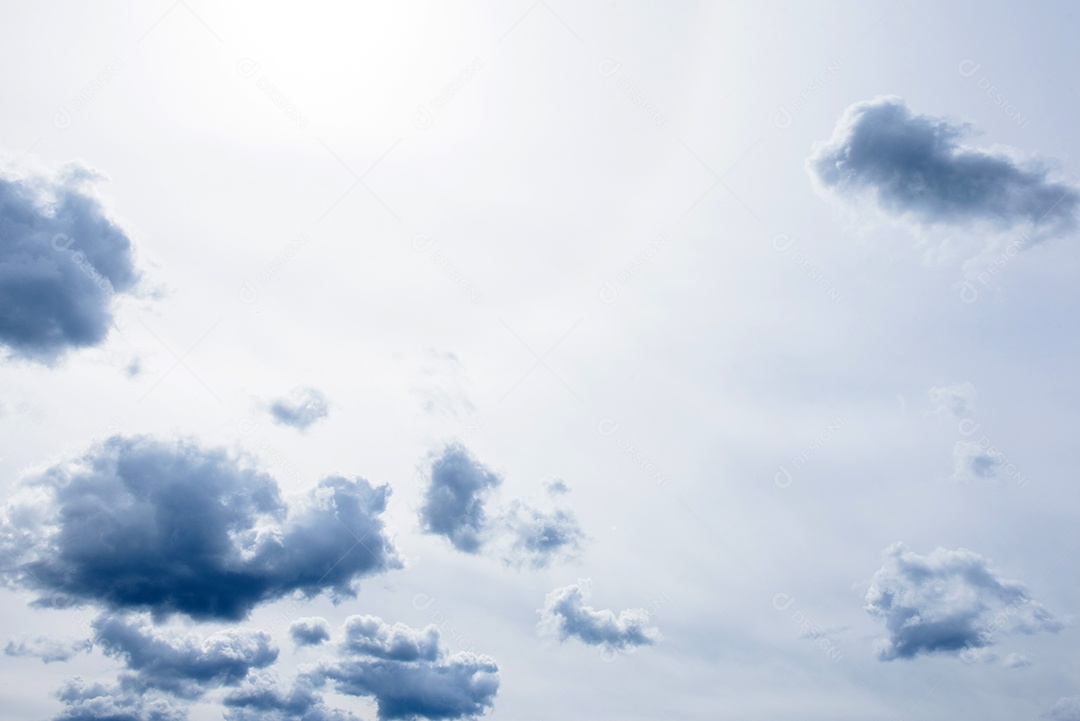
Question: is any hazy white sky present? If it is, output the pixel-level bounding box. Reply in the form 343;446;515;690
3;2;1080;720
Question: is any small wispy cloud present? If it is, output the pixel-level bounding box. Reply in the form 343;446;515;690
269;386;329;430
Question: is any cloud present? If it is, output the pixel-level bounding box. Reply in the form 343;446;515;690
538;579;661;652
807;96;1079;239
269;386;330;430
418;446;586;566
865;542;1062;661
419;443;501;553
1048;696;1080;721
0;161;141;363
1;435;401;620
52;678;187;721
950;440;1005;481
52;622;353;720
929;382;977;419
411;348;475;419
92;614;277;699
340;615;441;662
4;634;92;663
290;617;332;647
501;499;585;569
1003;652;1032;668
224;673;357;721
311;615;500;721
544;478;570;495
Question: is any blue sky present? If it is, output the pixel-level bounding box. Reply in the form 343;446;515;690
2;1;1080;719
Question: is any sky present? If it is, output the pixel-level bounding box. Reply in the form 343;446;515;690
2;1;1080;719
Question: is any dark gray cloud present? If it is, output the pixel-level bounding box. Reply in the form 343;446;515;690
269;386;329;430
807;96;1079;237
4;634;92;663
92;614;277;699
52;678;187;721
311;614;499;721
865;543;1062;661
419;444;501;553
538;579;661;652
0;162;140;363
224;673;357;721
289;617;332;647
1;435;401;620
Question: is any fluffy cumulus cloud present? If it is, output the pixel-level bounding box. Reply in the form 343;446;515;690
538;579;661;653
0;161;140;363
4;634;92;663
865;543;1062;661
52;678;188;721
290;617;332;647
91;614;277;698
807;96;1079;239
411;348;476;419
0;435;401;620
419;446;585;567
224;673;357;721
269;386;330;430
419;443;502;553
339;615;441;662
311;615;500;720
53;621;354;721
